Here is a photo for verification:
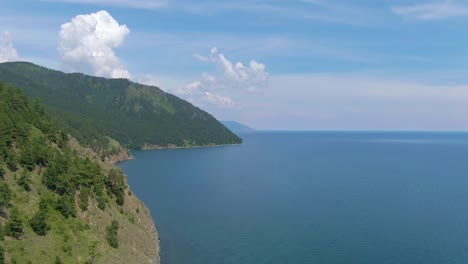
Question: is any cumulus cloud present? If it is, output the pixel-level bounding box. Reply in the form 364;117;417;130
392;0;468;20
177;48;269;108
0;31;19;63
59;10;131;78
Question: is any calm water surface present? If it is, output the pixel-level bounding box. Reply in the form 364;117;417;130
119;132;468;264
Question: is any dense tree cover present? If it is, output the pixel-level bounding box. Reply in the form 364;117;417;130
0;83;135;259
106;220;119;248
0;81;125;200
0;81;160;263
0;62;242;150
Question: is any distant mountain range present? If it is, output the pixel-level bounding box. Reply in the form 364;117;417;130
221;121;256;134
0;62;241;150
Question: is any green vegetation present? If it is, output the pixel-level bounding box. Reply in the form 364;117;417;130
106;169;126;206
106;220;119;249
0;246;4;264
0;83;159;263
17;170;31;192
0;183;13;211
54;256;62;264
29;207;48;236
0;62;242;151
4;208;24;239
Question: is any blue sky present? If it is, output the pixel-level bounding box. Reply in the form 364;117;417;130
1;0;468;130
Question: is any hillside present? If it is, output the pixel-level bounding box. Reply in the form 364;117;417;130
221;121;256;134
0;62;241;150
0;83;159;263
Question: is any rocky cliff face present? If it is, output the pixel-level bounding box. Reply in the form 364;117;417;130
70;138;161;264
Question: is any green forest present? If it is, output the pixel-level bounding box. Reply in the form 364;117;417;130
0;83;158;263
0;62;241;151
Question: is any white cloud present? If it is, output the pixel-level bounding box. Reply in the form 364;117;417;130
204;91;235;108
174;47;269;109
174;80;235;109
133;74;163;87
0;31;19;63
192;53;210;62
206;47;269;92
45;0;167;10
392;0;468;20
58;10;131;78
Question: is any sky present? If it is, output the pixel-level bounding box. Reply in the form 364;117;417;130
1;0;468;130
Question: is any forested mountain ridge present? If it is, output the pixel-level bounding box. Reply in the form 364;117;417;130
0;61;241;150
0;83;159;263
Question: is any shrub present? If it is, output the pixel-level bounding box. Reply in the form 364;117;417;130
106;220;119;248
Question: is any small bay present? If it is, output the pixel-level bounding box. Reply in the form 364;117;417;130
119;132;468;264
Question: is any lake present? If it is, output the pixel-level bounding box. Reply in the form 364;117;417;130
119;131;468;264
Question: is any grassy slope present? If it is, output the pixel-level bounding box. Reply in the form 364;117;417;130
0;141;159;264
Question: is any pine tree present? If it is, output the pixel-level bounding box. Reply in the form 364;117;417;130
0;183;13;211
17;170;31;192
0;246;4;264
55;256;62;264
56;194;76;219
4;208;23;239
30;209;48;236
79;187;90;211
106;220;119;248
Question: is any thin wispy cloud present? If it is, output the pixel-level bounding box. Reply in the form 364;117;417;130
392;0;468;20
44;0;167;10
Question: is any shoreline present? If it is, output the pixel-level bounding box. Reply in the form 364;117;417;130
141;143;242;151
113;143;241;165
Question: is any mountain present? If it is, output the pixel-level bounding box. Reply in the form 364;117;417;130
0;83;159;263
221;121;256;134
0;62;241;150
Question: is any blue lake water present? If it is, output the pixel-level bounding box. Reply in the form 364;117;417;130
119;131;468;264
